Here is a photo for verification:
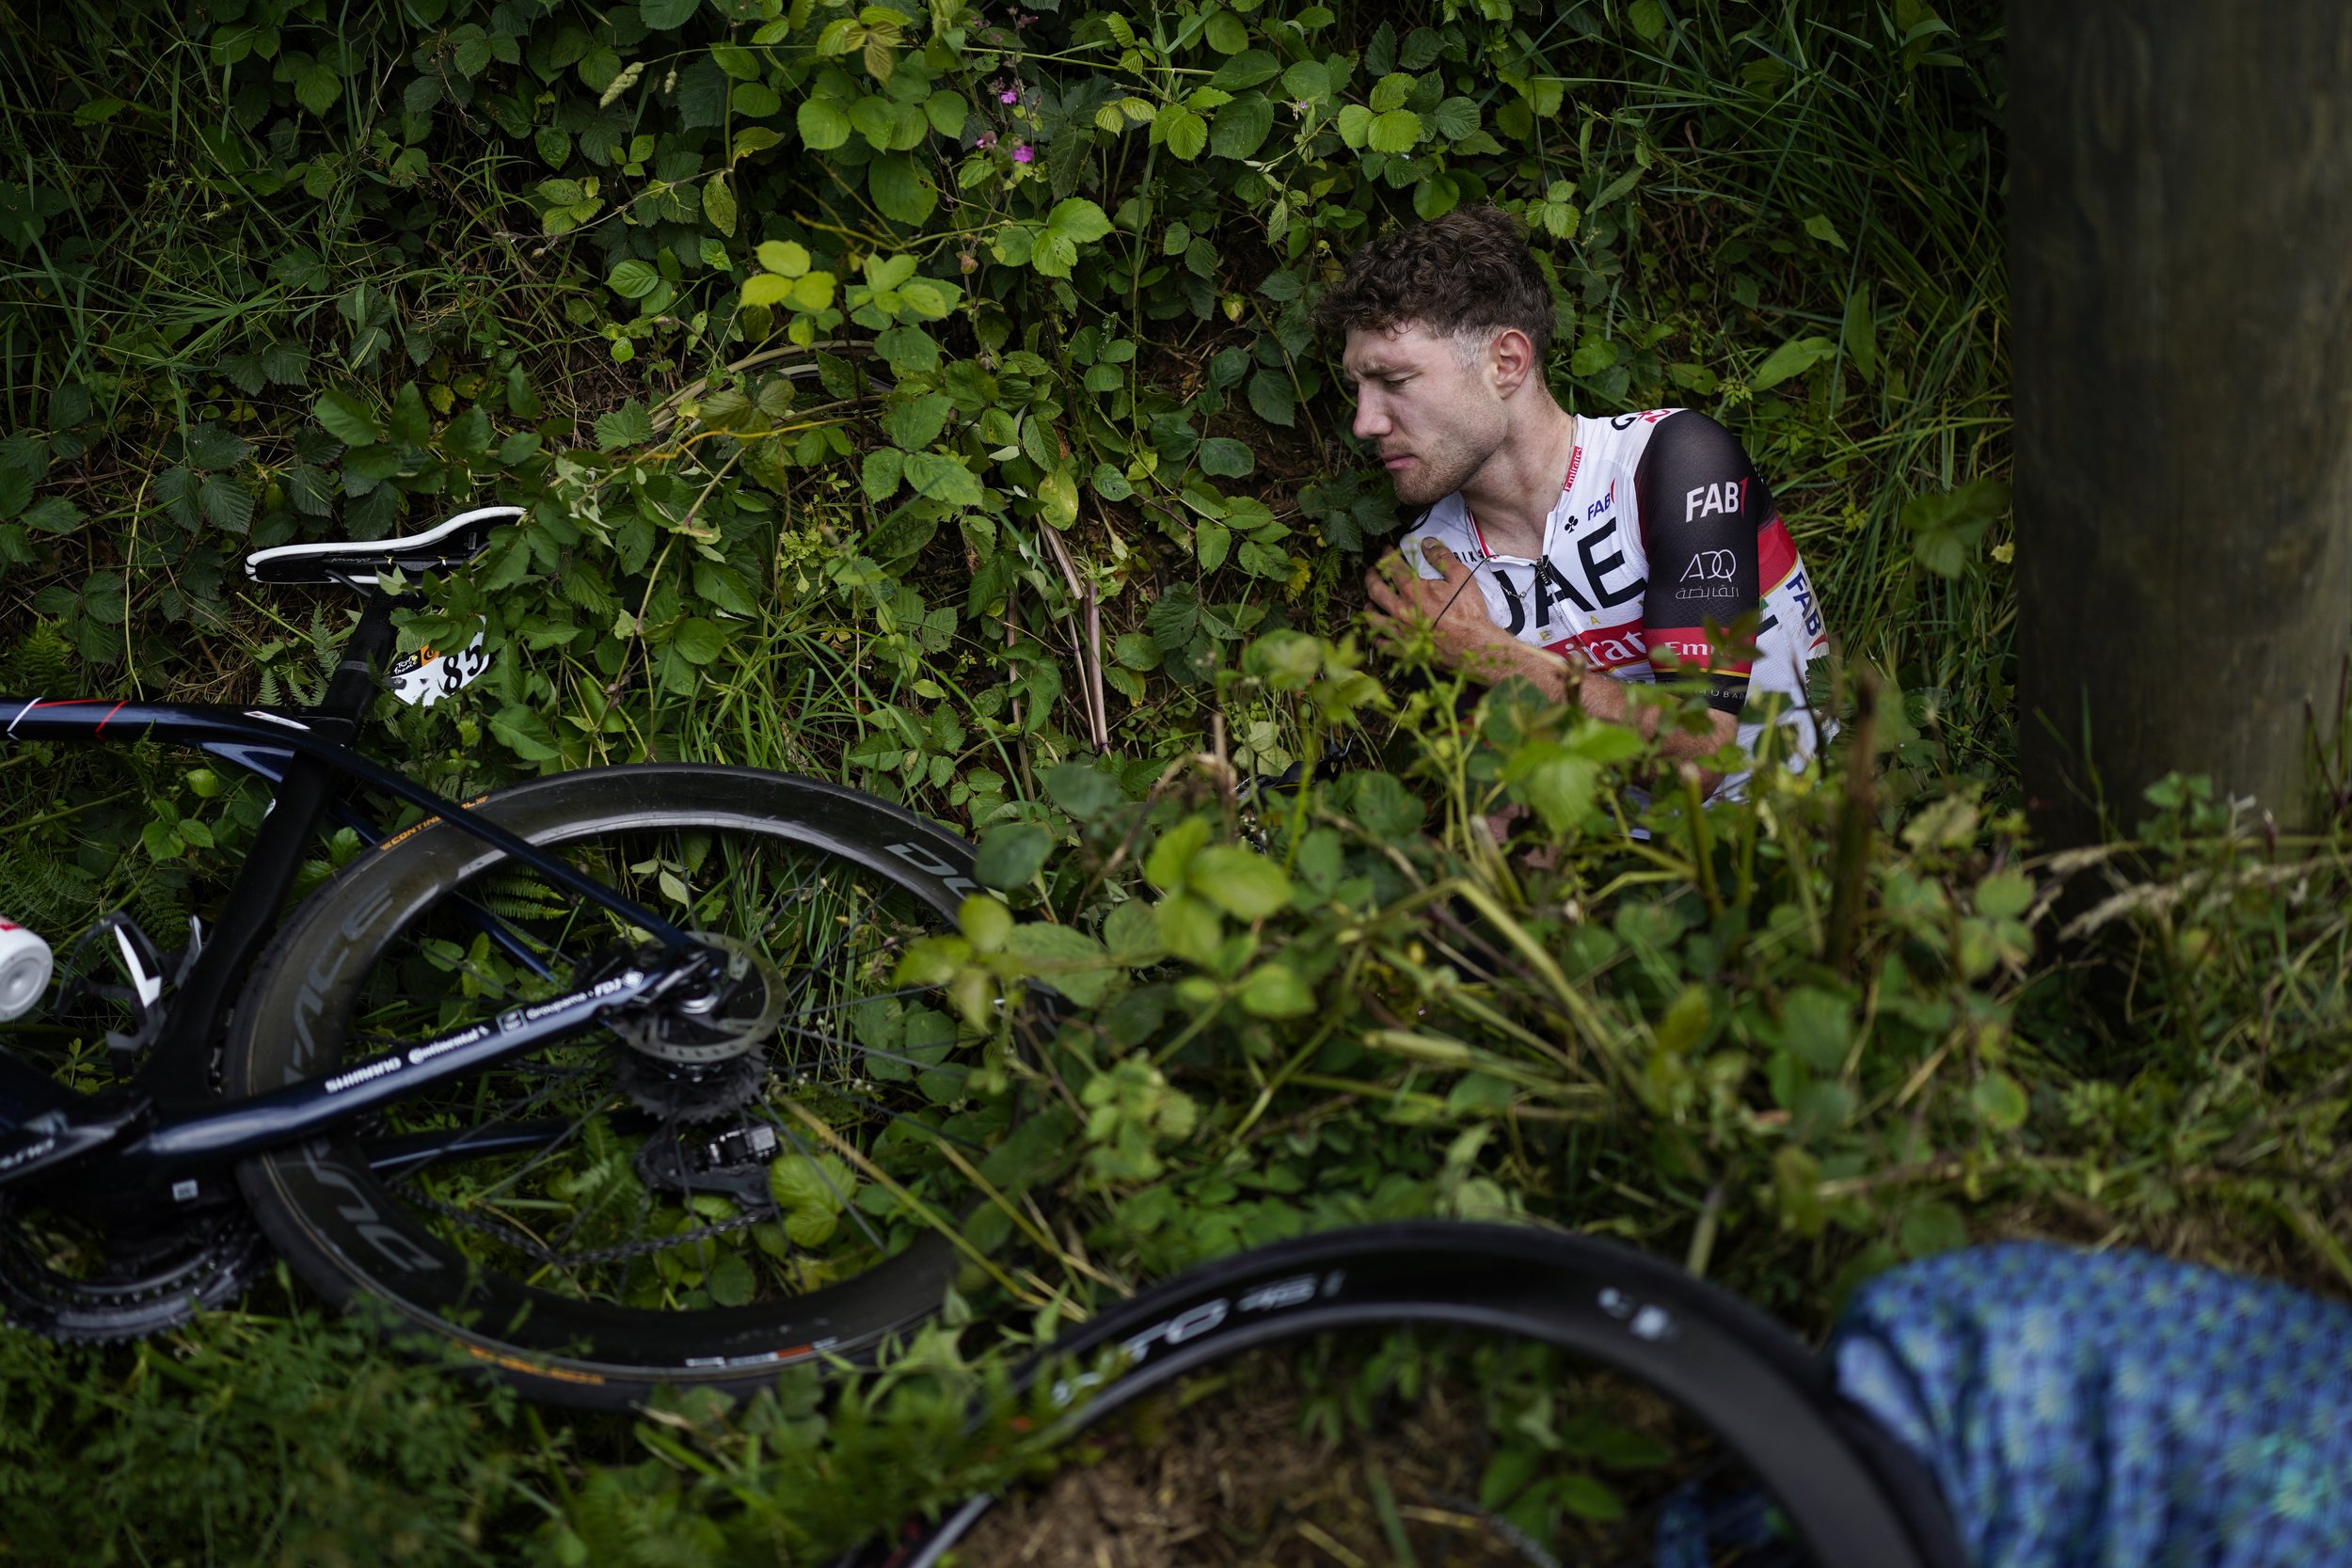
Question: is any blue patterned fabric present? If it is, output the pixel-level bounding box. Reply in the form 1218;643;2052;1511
1657;1242;2352;1568
1834;1242;2352;1567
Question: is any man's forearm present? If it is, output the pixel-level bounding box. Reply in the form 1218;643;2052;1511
1372;544;1737;795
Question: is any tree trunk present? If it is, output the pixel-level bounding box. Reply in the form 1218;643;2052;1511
2011;0;2352;845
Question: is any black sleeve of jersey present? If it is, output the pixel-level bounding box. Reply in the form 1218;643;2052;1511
1631;411;1771;714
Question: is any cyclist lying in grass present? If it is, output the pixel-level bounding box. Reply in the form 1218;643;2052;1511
1327;205;1831;803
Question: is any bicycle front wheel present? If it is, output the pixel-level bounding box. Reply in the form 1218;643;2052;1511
856;1223;1964;1568
227;764;1029;1409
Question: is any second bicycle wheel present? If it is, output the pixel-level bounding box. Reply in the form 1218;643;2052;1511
849;1223;1965;1568
228;764;1033;1408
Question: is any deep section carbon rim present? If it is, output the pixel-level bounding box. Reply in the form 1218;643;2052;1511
861;1222;1963;1568
228;765;1026;1407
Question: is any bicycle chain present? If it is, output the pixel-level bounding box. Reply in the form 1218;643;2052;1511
391;1180;769;1269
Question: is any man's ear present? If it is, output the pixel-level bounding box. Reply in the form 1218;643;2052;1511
1487;326;1537;398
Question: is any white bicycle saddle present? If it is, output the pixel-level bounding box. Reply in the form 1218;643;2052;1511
242;505;524;587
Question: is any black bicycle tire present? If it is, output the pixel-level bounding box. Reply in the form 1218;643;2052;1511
227;763;1001;1410
862;1221;1965;1568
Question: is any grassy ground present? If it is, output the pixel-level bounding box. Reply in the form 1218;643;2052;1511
4;4;2350;1566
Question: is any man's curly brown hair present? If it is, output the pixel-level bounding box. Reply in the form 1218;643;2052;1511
1309;206;1555;362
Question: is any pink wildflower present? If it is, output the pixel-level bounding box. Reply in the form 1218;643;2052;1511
1012;143;1035;164
999;88;1019;104
976;130;998;150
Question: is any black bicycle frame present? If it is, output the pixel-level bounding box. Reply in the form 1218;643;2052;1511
0;590;714;1192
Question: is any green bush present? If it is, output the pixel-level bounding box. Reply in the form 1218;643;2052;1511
516;655;2352;1560
44;4;2352;1565
0;0;2008;809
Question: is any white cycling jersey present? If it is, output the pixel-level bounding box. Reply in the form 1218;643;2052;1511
1401;408;1830;801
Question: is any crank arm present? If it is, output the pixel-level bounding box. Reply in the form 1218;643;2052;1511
0;1101;148;1190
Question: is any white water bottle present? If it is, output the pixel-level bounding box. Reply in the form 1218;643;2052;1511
0;919;52;1022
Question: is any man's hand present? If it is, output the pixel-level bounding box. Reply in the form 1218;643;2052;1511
1363;538;1740;797
1363;538;1535;686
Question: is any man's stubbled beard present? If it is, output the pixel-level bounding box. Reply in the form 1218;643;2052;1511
1389;420;1503;508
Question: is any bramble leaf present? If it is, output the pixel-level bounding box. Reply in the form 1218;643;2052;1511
1432;97;1480;140
1210;94;1275;158
757;240;812;277
701;174;737;236
1239;962;1315;1019
1009;923;1112;1006
867;153;936;224
1282;60;1331;101
740;273;795;308
313;389;381;447
608;259;660;300
798;98;851;150
1198;436;1254;477
1155;103;1207;160
974;822;1051;888
1187;846;1291;920
1365;108;1422;153
1043;197;1113;245
1247;370;1295;427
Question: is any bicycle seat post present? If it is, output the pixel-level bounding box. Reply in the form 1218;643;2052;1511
313;585;403;741
127;583;403;1109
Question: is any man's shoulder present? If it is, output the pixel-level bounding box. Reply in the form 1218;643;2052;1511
1586;406;1748;457
1593;407;1756;472
1588;406;1688;437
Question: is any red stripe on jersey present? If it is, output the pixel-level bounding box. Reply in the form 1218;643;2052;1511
1546;623;1649;672
1645;626;1755;677
1757;515;1797;592
1561;445;1582;493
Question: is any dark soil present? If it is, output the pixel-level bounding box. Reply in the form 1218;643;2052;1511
955;1343;1721;1568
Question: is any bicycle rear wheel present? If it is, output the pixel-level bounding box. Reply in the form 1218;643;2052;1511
859;1223;1963;1568
227;764;1029;1409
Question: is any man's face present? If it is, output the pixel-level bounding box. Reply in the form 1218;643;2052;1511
1343;321;1505;507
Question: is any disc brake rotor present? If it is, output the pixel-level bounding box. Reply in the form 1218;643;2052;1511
607;932;785;1065
608;932;786;1122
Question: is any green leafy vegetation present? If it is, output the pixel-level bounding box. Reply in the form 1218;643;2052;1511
6;0;2351;1561
0;1306;545;1562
